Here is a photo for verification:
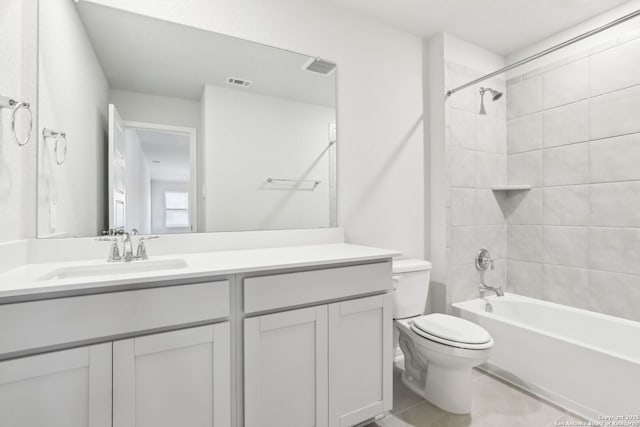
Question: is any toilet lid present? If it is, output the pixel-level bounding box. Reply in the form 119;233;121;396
411;314;492;345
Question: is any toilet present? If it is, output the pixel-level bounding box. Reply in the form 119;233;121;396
392;259;493;414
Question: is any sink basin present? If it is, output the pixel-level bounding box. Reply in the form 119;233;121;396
38;258;188;281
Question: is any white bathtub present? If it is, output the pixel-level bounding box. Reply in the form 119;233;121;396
452;294;640;420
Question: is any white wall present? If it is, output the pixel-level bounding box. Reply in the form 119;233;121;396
38;0;109;237
0;0;37;243
202;85;334;231
124;129;151;234
109;89;201;132
88;0;425;257
151;180;191;234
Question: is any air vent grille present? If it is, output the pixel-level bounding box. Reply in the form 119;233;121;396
227;77;252;87
302;58;336;75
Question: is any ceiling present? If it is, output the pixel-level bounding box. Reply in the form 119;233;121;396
136;129;190;182
75;1;336;106
331;0;634;55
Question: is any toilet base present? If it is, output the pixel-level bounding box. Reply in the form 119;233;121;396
400;364;473;414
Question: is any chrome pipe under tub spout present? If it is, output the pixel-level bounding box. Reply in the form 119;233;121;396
445;8;640;98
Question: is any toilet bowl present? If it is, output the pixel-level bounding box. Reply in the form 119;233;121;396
392;259;493;414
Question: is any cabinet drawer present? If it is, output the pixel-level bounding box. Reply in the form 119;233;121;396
244;262;391;314
0;280;229;357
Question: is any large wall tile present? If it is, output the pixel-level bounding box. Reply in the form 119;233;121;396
507;75;542;119
450;188;476;226
447;62;478;113
449;226;476;266
590;182;640;227
505;37;640;319
502;188;543;225
476;115;507;154
590;133;640;183
508;151;543;186
543;185;589;226
591;37;640;96
507;113;542;154
449;107;476;150
542;264;589;309
542;100;589;148
507;259;543;297
475;189;506;225
477;225;507;259
588;270;640;322
448;264;482;304
508;225;543;262
451;148;476;187
590;227;640;275
543;143;589;186
476;152;506;188
543;226;589;268
590;84;640;139
542;58;589;109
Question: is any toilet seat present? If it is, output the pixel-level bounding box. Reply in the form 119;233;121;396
410;314;493;350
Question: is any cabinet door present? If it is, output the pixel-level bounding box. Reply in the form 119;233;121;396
0;343;112;427
113;323;231;427
328;294;393;427
245;306;328;427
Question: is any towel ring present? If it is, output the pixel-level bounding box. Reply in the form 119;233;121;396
1;95;33;147
43;128;67;165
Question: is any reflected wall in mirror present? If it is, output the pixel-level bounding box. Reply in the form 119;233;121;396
37;0;337;238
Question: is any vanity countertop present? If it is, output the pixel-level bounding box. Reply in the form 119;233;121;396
0;243;400;301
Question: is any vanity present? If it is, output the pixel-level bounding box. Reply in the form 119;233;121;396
0;243;398;427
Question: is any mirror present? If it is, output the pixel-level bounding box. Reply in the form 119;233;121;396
37;0;337;238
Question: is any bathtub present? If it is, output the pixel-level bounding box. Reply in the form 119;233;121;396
452;294;640;420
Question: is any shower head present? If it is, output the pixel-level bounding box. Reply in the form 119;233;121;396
479;87;503;115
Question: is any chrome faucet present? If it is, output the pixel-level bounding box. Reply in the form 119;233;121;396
97;229;158;262
475;248;504;297
479;282;504;297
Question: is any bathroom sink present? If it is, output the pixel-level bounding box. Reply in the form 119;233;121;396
37;258;189;281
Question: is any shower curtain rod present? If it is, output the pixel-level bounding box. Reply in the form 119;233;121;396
445;8;640;97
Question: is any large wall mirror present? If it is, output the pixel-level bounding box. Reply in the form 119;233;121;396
37;0;337;238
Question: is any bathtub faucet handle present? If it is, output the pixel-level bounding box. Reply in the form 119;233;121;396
475;249;494;271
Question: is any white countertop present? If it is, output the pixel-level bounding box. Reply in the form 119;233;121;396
0;243;399;301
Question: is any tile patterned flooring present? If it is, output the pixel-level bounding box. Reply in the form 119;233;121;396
366;367;584;427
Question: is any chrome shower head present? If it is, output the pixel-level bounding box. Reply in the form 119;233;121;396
479;87;503;115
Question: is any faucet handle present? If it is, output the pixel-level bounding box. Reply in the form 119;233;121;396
138;235;159;241
95;237;121;261
135;236;159;260
475;249;494;271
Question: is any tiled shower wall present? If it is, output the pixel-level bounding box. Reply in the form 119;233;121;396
445;62;507;305
505;32;640;322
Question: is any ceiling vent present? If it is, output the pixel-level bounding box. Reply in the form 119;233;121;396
227;77;252;87
302;57;336;75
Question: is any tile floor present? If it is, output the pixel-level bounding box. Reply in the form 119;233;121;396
366;367;584;427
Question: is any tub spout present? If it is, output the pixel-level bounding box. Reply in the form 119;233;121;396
479;282;504;297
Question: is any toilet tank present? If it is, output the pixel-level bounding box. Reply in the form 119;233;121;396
392;259;432;319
